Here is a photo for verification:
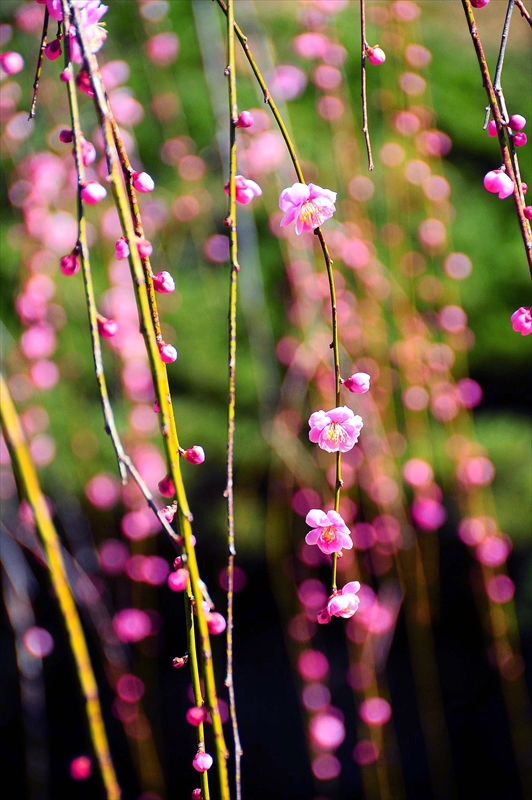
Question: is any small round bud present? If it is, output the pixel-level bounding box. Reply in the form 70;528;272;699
76;70;95;97
153;271;175;293
161;503;177;523
45;39;62;61
173;556;183;570
486;120;497;137
158;474;175;497
0;51;24;76
59;129;74;143
184;446;205;465
60;252;80;276
137;239;153;258
508;114;526;131
206;612;226;635
60;67;72;82
192;790;203;800
132;171;155;193
81;138;96;166
81;181;107;205
168;568;189;592
522;183;528;194
115;237;130;260
193;752;213;773
471;0;490;7
172;655;188;669
159;342;178;363
186;707;207;727
343;372;370;394
235;110;254;128
511;307;532;336
153;400;161;413
513;132;527;147
523;206;532;220
97;317;117;338
366;45;386;65
317;608;331;625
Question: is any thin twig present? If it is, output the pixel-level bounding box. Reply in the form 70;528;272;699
29;7;49;119
68;5;230;796
515;0;532;27
0;372;121;800
483;0;515;127
462;0;532;277
360;0;374;170
224;2;243;797
59;1;178;545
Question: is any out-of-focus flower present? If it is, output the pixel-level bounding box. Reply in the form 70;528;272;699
68;2;108;63
305;509;353;555
0;51;24;75
308;406;363;453
97;317;117;338
224;175;262;205
279;182;336;234
511;307;532;335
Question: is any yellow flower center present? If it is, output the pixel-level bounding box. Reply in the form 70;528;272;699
299;200;324;229
321;526;336;543
326;422;346;443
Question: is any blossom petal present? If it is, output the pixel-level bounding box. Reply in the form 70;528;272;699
305;529;321;545
279;182;309;212
308;184;337;204
342;581;361;596
305;509;329;528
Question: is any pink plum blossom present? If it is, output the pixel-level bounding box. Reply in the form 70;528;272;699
366;46;386;65
308;406;363;453
279;182;336;234
193;752;213;773
185;446;205;465
327;581;361;619
153;271;175;293
305;509;353;555
44;39;62;60
511;307;532;335
68;2;108;63
224;175;262;205
483;170;514;199
343;372;370;394
132;171;155;193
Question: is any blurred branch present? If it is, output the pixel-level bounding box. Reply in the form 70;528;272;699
0;372;121;800
29;6;49;119
515;0;532;27
224;1;243;797
461;0;532;277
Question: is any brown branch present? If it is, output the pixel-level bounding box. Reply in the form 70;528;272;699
360;0;374;170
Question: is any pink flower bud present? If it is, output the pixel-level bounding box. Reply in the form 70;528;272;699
137;239;153;258
343;372;370;394
522;183;528;194
224;175;263;205
173;556;183;569
184;446;205;465
193;752;213;773
508;114;526;131
206;612;226;635
523;206;532;220
158;474;175;497
60;252;80;276
168;568;189;592
483;170;514;199
132;171;155;193
81;138;96;166
81;181;107;205
115;237;130;260
44;39;62;61
486;120;497;137
192;790;203;800
153;271;175;293
162;503;176;523
97;317;117;338
153;400;161;413
186;707;207;726
471;0;490;7
317;608;331;625
159;342;178;363
366;46;386;65
60;67;72;82
0;51;24;76
59;129;74;143
76;70;94;97
236;110;254;128
510;307;532;336
513;132;527;147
